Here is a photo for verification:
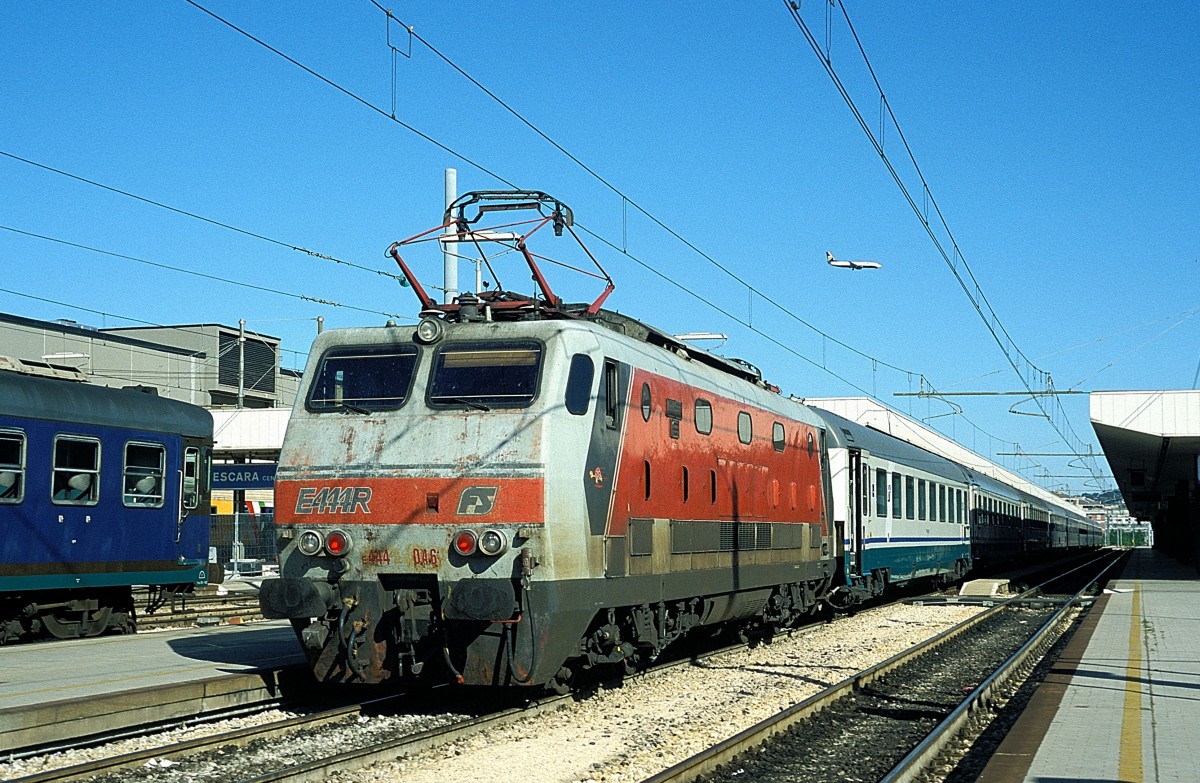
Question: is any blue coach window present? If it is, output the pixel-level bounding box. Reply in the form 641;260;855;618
183;448;201;510
52;436;100;505
0;430;25;503
123;442;166;508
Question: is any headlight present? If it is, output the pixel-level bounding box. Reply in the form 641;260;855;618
325;530;351;557
415;317;446;344
297;530;323;556
477;528;508;556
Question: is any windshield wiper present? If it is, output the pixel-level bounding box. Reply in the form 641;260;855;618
439;397;492;412
340;403;371;415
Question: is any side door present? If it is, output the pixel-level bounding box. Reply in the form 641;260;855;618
847;448;866;576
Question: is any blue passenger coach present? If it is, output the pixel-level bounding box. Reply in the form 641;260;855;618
817;406;1101;606
817;408;972;602
0;364;214;641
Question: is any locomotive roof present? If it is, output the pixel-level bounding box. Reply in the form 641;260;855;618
0;370;213;437
584;309;768;386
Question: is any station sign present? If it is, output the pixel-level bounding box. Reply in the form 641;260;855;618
212;463;277;490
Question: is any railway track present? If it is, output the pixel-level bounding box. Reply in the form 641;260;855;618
7;555;1112;783
135;585;264;632
5;672;601;783
645;549;1126;783
4;596;988;783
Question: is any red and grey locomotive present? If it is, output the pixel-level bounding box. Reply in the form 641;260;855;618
259;192;838;689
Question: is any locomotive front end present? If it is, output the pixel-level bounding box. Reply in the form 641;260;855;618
260;317;594;687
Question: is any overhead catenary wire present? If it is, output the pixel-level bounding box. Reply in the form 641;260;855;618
171;1;918;390
362;1;919;381
0;225;408;322
782;0;1106;485
168;0;1080;487
0;150;409;287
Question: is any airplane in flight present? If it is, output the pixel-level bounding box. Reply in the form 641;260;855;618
826;251;882;270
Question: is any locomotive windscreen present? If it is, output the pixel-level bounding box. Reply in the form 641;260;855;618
428;341;542;409
307;345;419;412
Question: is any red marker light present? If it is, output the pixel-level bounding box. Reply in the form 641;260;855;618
325;530;350;557
453;530;478;557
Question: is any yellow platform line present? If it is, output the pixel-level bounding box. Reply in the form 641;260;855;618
1118;584;1144;782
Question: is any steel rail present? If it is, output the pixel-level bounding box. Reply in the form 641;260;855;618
878;551;1126;783
642;551;1122;783
7;696;400;783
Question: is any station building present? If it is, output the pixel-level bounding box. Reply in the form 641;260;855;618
0;312;301;408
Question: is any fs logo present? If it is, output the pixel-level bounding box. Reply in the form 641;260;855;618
457;486;498;516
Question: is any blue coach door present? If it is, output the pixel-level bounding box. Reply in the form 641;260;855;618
175;444;210;585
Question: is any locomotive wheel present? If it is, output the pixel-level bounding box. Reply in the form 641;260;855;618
546;665;573;695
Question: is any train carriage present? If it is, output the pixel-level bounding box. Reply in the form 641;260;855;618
815;408;972;602
963;471;1027;570
0;362;214;641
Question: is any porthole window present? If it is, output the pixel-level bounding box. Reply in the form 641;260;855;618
641;382;652;422
737;412;752;444
806;431;815;458
772;422;785;452
694;399;713;435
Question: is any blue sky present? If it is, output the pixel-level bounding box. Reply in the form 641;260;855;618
3;2;1197;495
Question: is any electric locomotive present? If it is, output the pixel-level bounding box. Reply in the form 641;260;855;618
260;192;838;689
0;358;214;642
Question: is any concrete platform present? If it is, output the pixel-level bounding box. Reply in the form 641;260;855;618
979;547;1200;783
0;619;307;750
